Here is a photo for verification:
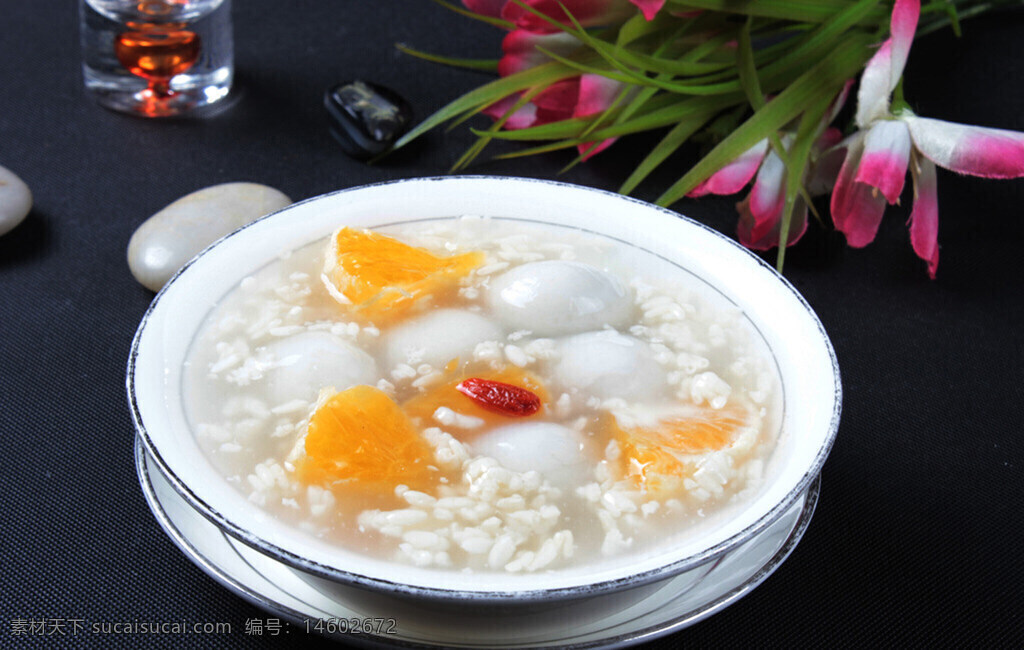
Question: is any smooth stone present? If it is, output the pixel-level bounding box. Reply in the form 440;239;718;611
324;80;413;160
0;165;32;237
127;182;292;292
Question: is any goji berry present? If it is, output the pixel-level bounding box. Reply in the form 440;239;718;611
455;378;541;417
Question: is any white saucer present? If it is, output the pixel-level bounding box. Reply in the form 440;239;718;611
136;436;819;648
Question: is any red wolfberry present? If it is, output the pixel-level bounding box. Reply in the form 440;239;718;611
455;378;541;417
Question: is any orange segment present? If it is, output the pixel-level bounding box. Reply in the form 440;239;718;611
402;366;550;439
297;385;440;497
611;405;750;495
323;227;484;324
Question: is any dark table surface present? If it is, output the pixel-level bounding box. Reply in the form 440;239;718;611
2;1;1022;648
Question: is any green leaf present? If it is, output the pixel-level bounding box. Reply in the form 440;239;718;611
393;58;590;150
476;91;742;141
600;32;738;78
756;0;883;79
453;85;546;171
561;86;635;173
655;33;871;207
535;46;656;87
616;10;678;47
775;92;833;272
395;44;499;72
737;18;766;111
430;0;515;29
619;107;720;194
493;140;584;159
943;0;963;37
736;18;793;195
540;40;791;98
665;0;887;25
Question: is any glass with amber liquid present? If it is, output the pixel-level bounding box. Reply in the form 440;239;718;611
81;0;233;117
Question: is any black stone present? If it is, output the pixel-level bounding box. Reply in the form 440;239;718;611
324;81;413;160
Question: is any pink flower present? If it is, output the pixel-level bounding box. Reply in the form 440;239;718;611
689;85;851;250
497;29;580;77
469;2;639;160
464;0;663;29
482;73;627;158
831;0;1024;278
628;0;666;21
731;129;843;250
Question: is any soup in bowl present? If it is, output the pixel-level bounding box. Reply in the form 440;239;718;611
128;176;840;603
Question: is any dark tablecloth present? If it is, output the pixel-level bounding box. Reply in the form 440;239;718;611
2;1;1022;648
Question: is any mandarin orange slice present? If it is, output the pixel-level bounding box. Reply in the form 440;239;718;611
610;405;752;495
322;227;484;324
402;366;550;438
297;385;440;497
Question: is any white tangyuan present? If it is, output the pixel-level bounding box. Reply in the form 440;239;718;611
486;261;633;336
262;332;377;404
471;422;591;489
553;330;667;402
382;309;504;370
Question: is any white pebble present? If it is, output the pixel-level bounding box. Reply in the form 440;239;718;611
127;183;291;291
0;165;32;237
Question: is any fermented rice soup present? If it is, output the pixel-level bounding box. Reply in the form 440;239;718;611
184;217;780;573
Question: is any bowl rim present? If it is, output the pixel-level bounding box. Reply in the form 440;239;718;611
128;175;841;602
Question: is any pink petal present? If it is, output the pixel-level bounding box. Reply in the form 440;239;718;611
573;74;624;117
748;149;787;229
830;135;888;247
737;196;808;250
854;0;920;128
502;0;634;34
688;139;769;197
825;80;855;126
571;74;625;159
498;30;580;76
807;129;845;196
629;0;666;20
532;78;580;124
532;78;579;111
904;116;1024;178
908;157;939;278
463;0;507;18
854;120;911;204
817;126;843;151
573;75;622;159
889;0;920;77
482;93;538;130
577;137;618;160
855;40;894;128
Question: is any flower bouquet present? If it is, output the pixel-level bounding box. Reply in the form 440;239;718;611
395;0;1024;277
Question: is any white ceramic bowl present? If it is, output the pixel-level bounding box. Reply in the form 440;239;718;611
128;176;841;604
